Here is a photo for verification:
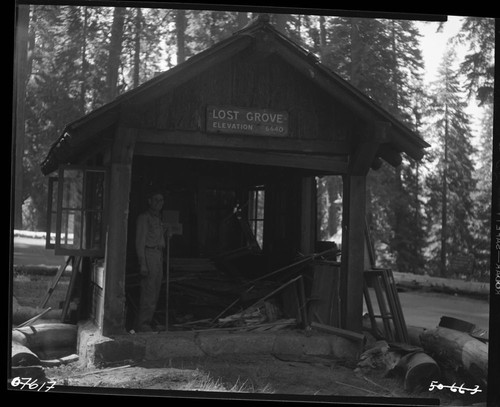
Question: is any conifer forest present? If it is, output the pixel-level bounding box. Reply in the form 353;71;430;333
12;4;495;281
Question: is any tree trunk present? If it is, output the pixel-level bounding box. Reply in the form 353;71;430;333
105;7;126;102
13;3;30;230
420;327;488;386
319;15;327;61
441;111;449;276
274;13;288;34
80;6;88;113
350;19;362;89
237;11;249;29
133;7;142;88
176;9;186;64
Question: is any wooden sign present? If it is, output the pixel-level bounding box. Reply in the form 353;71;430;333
206;105;289;137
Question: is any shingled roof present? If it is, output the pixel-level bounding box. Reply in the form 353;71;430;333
40;13;429;175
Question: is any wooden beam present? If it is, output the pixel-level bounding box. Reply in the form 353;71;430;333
300;177;316;255
348;141;380;175
135;142;349;173
378;145;403;167
102;127;136;335
138;129;351;156
340;174;366;333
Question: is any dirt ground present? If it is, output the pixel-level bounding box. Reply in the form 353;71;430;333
24;352;484;406
10;241;490;406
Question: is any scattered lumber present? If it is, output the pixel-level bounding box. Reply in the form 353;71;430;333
419;327;488;387
40;354;79;367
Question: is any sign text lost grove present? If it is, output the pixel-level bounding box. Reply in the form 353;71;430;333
206;105;289;137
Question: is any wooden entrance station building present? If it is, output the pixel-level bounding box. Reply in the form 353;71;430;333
40;15;428;337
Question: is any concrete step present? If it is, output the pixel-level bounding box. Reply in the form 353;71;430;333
77;320;362;368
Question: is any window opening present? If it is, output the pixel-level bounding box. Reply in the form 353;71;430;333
248;186;265;249
52;166;107;256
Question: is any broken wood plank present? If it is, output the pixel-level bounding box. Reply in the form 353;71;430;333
40;353;79;367
17;307;52;328
246;248;338;285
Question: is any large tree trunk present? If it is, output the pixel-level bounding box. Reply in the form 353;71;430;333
105;7;126;102
176;9;186;64
237;11;249;29
133;7;142;88
420;327;488;387
13;3;30;230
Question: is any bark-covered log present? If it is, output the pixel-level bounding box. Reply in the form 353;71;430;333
12;297;63;326
14;323;77;351
11;342;40;367
400;351;441;391
420;327;488;386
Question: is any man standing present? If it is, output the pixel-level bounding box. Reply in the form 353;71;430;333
135;190;166;332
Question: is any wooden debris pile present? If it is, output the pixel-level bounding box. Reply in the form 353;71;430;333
165;253;330;332
357;315;489;396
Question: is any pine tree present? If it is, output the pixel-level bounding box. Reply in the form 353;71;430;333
470;104;493;280
424;48;477;277
455;17;495;106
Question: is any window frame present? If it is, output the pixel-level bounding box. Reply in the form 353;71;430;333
48;165;108;257
247;186;265;250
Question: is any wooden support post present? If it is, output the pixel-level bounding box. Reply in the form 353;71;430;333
340;174;366;333
300;176;316;256
102;127;136;336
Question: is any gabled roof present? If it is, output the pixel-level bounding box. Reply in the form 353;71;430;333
40;13;429;175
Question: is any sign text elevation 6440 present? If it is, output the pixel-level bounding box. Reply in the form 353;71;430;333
206;105;289;137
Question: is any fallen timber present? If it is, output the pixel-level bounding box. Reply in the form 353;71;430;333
419;327;488;388
392;271;489;299
11;322;79;374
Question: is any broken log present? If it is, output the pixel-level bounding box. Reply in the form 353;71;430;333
14;323;77;351
392;271;489;298
12;342;40;366
439;316;488;342
420;327;488;386
398;351;441;392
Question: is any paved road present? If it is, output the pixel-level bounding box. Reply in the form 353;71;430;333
398;290;489;331
12;236;491;331
12;236;66;267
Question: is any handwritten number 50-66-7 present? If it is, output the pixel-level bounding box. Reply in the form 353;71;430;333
10;377;56;391
429;381;482;395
